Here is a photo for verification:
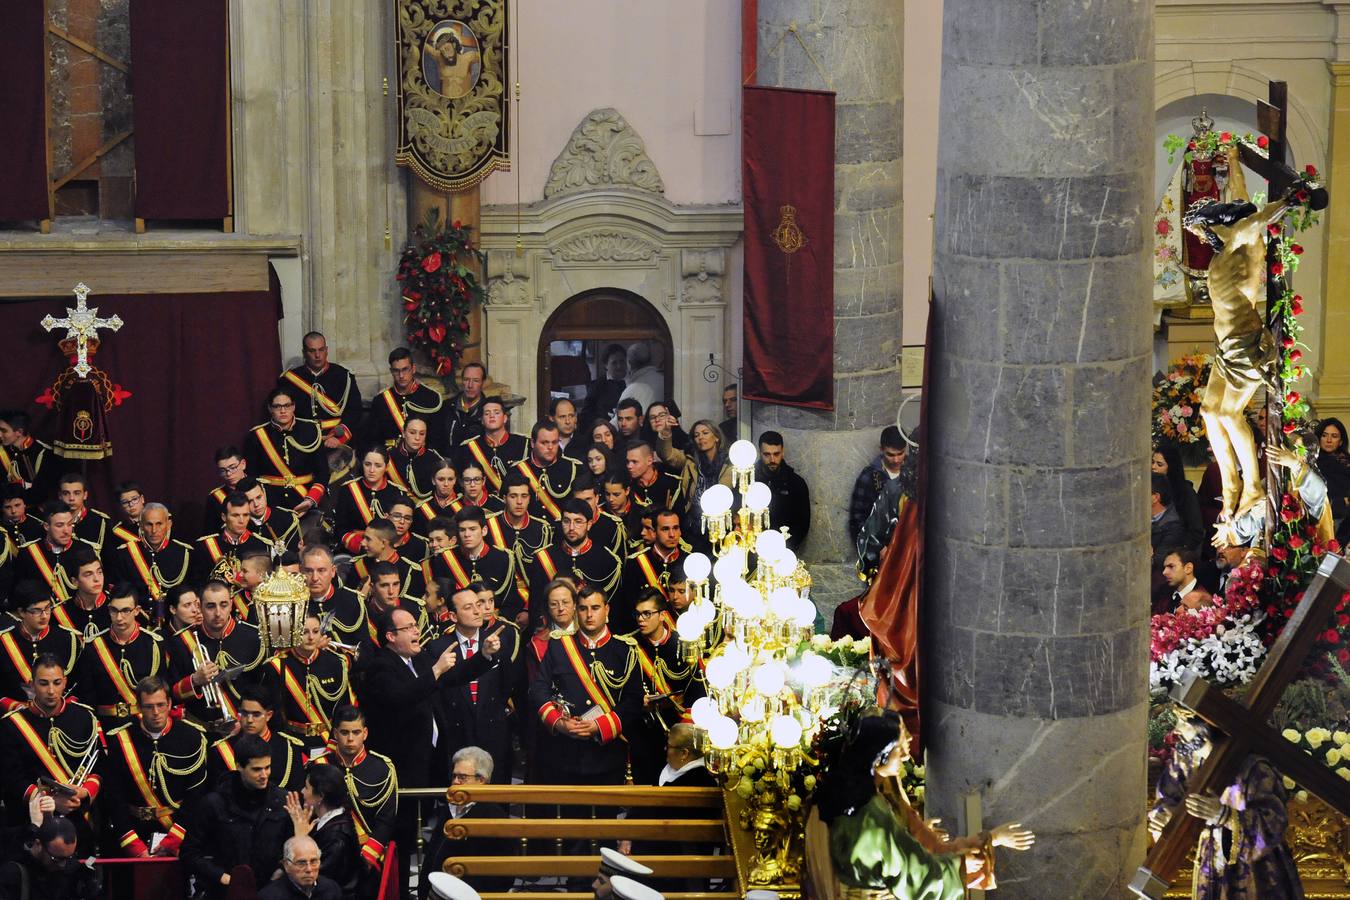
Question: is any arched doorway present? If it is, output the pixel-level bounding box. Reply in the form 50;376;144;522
536;288;674;423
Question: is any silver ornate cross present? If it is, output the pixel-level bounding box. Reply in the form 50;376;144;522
40;282;123;379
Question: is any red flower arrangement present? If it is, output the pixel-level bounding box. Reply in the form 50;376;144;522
394;211;486;377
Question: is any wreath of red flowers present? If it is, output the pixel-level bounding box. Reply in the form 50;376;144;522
395;210;486;377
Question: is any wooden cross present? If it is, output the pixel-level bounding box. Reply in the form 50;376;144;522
39;282;122;379
1130;553;1350;898
1231;82;1331;543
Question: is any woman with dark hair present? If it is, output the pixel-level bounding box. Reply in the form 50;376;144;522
1315;417;1350;542
644;400;691;454
585;444;622;481
331;445;407;552
812;710;1033;899
1152;444;1205;550
287;763;358;891
587;419;620;454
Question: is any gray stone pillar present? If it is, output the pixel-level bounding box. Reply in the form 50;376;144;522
752;0;904;616
925;1;1154;895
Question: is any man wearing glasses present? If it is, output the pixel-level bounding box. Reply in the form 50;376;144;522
113;480;146;545
387;499;429;564
420;746;514;895
456;465;503;515
208;683;308;791
204;445;251;537
0;583;81;713
244;387;330;515
74;583;169;730
258;835;342;899
364;347;449;455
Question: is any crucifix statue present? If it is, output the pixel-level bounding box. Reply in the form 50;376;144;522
1184;83;1328;545
1130;554;1350;897
40;282;124;379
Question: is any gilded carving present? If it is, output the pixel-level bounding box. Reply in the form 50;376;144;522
394;0;509;192
551;231;659;263
543;108;665;199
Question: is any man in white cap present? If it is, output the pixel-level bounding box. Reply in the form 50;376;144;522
428;871;481;900
593;847;654;899
608;875;665;900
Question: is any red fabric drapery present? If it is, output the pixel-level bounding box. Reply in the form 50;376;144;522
0;1;49;222
0;270;282;520
129;0;230;220
742;85;835;409
861;314;931;749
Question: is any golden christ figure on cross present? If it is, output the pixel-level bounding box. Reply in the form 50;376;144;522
1182;196;1289;539
40;282;123;379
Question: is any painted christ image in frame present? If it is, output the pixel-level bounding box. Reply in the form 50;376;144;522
422;19;482;100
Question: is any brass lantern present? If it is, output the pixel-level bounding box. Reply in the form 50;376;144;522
252;570;309;654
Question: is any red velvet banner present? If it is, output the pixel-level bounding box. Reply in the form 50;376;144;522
0;270;282;521
742;85;835;410
0;1;49;223
130;0;230;220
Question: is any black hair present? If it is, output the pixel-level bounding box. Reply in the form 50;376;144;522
616;398;643;418
816;711;904;823
36;815;77;847
266;386;297;407
1150;472;1172;507
0;410;31;434
234;734;272;768
758;430;784;448
32;652;66;676
1153;445;1190;516
531;420;560;442
305;763;349;809
369;560;400;582
67;542;99;570
502;470;531;492
548;396;575;417
388;347;413;365
332;704;365;727
13;581;53;610
560;498;592;519
235;476;261;495
235;681;275;711
364;518;396;543
1183;199;1258;250
1166;546;1200;571
223;491;250;511
880;425;904;451
455;506;488;527
215;445;243;463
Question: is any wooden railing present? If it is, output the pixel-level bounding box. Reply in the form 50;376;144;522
399;784;736;900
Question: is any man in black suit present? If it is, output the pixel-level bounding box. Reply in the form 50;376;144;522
430;587;515;784
356;607;499;895
356;608;499;789
419;745;514;898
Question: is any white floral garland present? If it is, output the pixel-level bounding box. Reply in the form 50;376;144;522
1149;612;1269;693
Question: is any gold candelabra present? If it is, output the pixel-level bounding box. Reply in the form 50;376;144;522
678;440;834;894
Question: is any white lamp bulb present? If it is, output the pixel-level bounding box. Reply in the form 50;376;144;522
690;696;716;727
683;552;712;583
728;440;757;469
753;661;786;696
700;484;734;517
708;715;739;749
755;529;786;562
743;481;772;512
771;714;804;749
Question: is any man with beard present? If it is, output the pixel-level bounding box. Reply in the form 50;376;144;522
756;431;811;551
167;580;266;730
512;421;580;520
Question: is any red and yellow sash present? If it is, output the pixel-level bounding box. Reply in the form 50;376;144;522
284;370;343;429
123;541;163;599
536;549;558;580
91;639;138;708
466;440;502;491
380;390;407;435
0;631;33;684
560;635;613;714
437;550;471;588
112;523;138;545
0;445;18;484
634;643;672;696
347;482;376;525
25;544;69;601
114;728;173;828
385;462;411;495
203;537;224;563
485;517;509;551
635;554;667;597
272;657;326;729
253;426;312;499
9;712;73;783
515;461;561;519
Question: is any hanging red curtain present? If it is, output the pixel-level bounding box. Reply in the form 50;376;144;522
0;1;49;223
129;0;230;220
0;268;282;520
742;85;835;409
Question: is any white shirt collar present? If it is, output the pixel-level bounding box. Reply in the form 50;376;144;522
658;757;706;786
313;807;344;830
1175;578;1197;598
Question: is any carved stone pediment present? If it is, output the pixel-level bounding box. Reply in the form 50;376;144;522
551;230;660;263
543;108;665;199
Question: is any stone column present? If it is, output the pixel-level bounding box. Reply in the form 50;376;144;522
751;0;904;616
231;0;407;388
924;1;1153;895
